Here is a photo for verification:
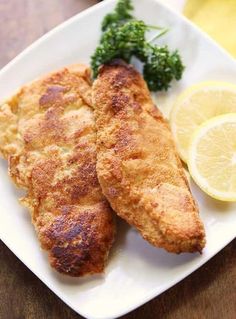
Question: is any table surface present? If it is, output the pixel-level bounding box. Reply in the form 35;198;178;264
0;1;235;319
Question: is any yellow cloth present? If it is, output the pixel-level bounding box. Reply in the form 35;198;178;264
184;0;236;58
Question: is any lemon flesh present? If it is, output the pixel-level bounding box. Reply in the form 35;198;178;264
170;82;236;162
188;114;236;202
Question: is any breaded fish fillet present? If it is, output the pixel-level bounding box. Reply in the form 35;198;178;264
92;60;205;253
0;65;115;276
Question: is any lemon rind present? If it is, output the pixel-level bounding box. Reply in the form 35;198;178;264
170;81;236;163
188;113;236;202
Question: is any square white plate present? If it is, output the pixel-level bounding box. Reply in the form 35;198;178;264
0;0;236;318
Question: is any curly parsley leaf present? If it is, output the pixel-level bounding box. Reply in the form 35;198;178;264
91;0;185;91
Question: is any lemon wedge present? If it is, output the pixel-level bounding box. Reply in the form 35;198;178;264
188;114;236;201
170;82;236;162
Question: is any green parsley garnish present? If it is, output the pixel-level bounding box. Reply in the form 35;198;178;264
102;0;134;31
91;0;184;91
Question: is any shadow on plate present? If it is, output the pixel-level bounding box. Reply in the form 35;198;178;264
190;178;233;217
108;217;201;274
126;227;200;269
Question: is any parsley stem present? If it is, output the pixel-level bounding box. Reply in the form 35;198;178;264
146;24;165;30
147;28;169;43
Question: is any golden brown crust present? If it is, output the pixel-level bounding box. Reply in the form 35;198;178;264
0;65;115;276
93;60;205;253
45;202;114;276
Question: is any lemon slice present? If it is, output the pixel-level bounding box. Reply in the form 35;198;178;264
170;82;236;162
188;114;236;201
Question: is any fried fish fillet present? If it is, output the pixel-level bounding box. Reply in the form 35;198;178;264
0;65;115;276
92;60;205;253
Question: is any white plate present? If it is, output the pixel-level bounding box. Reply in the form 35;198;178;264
0;1;236;318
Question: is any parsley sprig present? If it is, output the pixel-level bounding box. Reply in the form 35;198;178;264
91;0;184;91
